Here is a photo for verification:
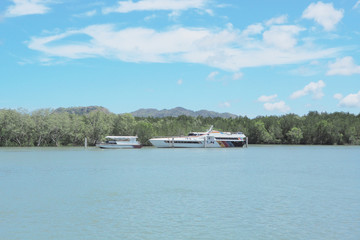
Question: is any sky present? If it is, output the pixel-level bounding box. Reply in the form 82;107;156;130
0;0;360;117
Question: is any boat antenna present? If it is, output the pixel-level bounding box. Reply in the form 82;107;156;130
206;125;213;134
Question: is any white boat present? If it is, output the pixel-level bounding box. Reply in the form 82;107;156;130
149;126;248;148
96;136;142;149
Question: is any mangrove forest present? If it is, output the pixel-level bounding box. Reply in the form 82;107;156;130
0;108;359;146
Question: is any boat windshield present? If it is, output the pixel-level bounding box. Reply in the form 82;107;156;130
188;133;202;136
105;137;136;141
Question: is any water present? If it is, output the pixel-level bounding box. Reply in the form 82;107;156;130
0;146;359;240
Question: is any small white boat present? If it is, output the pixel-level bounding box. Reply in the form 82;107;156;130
149;126;248;148
96;136;142;149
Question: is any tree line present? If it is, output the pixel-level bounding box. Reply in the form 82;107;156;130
0;108;359;147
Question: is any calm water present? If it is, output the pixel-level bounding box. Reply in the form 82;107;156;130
0;145;359;240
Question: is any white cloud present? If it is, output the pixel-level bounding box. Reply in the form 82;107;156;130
232;72;243;80
27;24;339;71
327;56;360;76
177;79;183;85
265;15;288;26
353;0;360;9
290;65;319;77
168;11;181;20
207;71;219;80
338;91;360;107
242;23;264;36
290;80;325;99
263;101;290;113
259;94;289;113
5;0;51;17
302;1;344;31
263;25;305;50
310;60;320;65
258;94;278;102
74;10;97;18
333;93;343;100
144;14;157;21
205;9;213;16
219;101;231;108
103;0;208;14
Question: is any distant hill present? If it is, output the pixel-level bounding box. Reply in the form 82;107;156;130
54;106;110;115
53;106;237;118
131;107;237;118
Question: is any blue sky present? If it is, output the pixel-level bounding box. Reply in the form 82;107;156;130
1;0;360;117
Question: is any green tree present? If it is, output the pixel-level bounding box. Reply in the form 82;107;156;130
286;127;303;144
0;109;34;146
112;113;136;136
31;109;51;146
66;114;88;146
48;112;71;146
84;110;113;145
250;120;273;143
134;120;154;145
314;120;334;145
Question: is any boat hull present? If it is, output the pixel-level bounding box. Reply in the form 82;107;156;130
149;138;246;148
97;144;142;149
96;136;142;149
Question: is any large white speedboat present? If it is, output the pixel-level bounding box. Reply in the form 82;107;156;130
149;126;248;148
96;136;142;149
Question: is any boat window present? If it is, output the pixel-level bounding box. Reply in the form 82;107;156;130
216;137;244;140
114;138;130;141
165;140;202;144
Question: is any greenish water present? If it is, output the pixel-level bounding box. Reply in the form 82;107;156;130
0;145;359;240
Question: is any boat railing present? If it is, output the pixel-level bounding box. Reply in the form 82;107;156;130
151;135;206;139
151;136;186;139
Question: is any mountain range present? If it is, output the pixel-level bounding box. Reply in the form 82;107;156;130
130;107;237;118
54;106;110;115
54;106;237;118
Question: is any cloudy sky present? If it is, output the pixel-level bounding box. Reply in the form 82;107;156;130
1;0;360;116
